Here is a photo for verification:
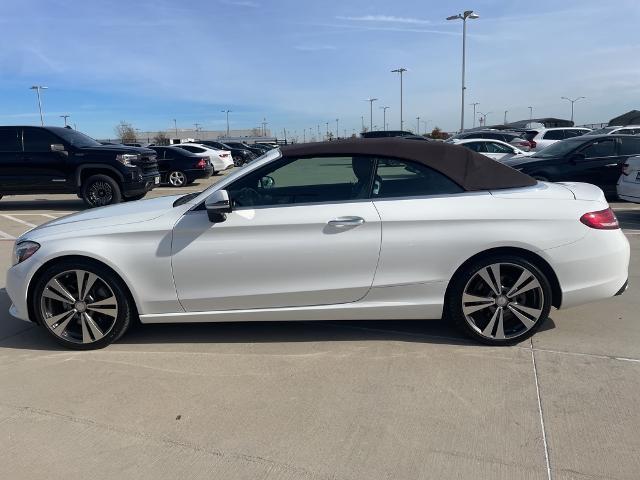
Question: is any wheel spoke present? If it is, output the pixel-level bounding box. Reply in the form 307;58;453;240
462;293;495;315
82;312;104;342
508;304;540;329
506;277;541;299
43;286;73;304
87;296;117;318
44;309;75;330
481;307;505;339
80;273;98;301
478;265;501;296
506;269;534;298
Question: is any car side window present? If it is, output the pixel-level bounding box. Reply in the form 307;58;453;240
543;130;564;140
23;129;62;153
227;156;374;208
465;142;486;153
485;142;512;154
373;157;464;198
0;128;21;152
619;137;640;156
581;139;617;158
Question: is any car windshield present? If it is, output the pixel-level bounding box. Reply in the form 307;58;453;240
51;128;102;148
531;138;583;158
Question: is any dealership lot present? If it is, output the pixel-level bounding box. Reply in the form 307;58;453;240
0;180;639;480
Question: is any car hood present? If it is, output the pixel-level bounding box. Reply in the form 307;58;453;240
79;144;155;155
22;195;183;240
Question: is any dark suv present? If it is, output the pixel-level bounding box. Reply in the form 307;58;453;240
0;126;160;207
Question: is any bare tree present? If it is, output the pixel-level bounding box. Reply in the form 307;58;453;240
153;131;170;146
115;122;137;143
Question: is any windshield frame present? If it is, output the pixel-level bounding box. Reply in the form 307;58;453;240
50;128;102;148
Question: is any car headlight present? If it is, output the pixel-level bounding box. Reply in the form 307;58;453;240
13;241;40;266
116;153;140;167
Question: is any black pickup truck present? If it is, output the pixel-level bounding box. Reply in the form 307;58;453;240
0;126;160;207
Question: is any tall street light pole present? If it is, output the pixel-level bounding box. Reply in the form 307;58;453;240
365;98;378;132
325;122;329;140
416;116;421;135
503;110;508;125
469;102;479;128
173;119;178;137
561;96;585;124
335;118;339;139
478;111;491;127
30;85;48;126
380;106;390;131
221;110;231;137
391;68;407;130
446;10;479;133
528;106;533;124
361;116;365;132
60;114;70;127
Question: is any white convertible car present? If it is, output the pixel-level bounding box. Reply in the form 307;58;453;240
6;138;629;349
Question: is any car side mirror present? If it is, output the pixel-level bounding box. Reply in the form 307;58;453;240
205;190;232;223
51;144;66;154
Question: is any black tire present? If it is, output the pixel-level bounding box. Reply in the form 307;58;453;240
446;254;552;345
167;170;187;187
81;174;122;208
31;258;134;350
124;193;147;202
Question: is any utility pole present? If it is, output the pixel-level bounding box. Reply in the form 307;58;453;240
391;68;407;130
446;10;480;132
561;96;585;123
173;119;178;137
365;98;378;132
503;110;508;125
193;123;201;137
60;114;70;127
528;106;533;124
261;118;267;136
221;110;231;137
335;118;339;139
30;85;48;126
416;116;421;135
380;106;390;131
361;116;365;132
469;102;479;128
325;122;329;140
317;124;321;139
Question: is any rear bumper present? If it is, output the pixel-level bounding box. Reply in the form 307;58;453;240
543;229;630;309
185;167;213;181
616;177;640;203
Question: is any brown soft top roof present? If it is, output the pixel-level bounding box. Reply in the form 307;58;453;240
281;137;536;191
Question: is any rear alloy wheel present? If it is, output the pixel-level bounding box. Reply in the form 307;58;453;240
82;174;122;207
32;260;132;349
167;170;187;187
447;256;552;345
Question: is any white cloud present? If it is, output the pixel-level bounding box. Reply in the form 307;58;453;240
336;15;431;25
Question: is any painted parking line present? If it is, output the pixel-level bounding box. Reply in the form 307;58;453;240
1;215;37;229
624;229;640;235
0;229;15;240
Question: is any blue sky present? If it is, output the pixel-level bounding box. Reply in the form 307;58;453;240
1;0;639;139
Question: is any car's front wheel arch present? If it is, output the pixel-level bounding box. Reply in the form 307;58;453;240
27;255;140;328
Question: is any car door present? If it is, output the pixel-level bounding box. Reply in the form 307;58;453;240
618;137;640;179
171;155;382;311
21;127;70;191
537;130;565;150
0;127;24;192
571;137;620;188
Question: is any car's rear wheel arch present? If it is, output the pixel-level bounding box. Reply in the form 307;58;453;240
445;247;562;309
27;255;140;326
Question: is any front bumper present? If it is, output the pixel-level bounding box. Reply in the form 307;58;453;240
123;173;160;196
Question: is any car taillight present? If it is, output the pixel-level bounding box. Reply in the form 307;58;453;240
529;140;536;149
621;163;630;176
580;208;619;230
220;153;230;158
195;158;207;169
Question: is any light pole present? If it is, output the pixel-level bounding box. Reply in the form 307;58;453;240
335;118;339;139
380;106;390;131
193;123;201;138
416;116;421;135
60;114;70;127
173;118;178;137
30;85;48;126
325;122;329;140
478;111;491;127
365;98;378;132
317;124;321;139
503;110;508;125
528;106;533;124
261;118;268;137
446;10;479;133
469;102;479;128
361;116;365;132
561;96;585;123
221;110;231;137
391;68;407;130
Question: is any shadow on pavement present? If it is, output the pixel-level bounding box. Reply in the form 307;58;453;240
0;198;86;211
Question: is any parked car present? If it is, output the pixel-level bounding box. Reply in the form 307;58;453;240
174;143;233;172
247;143;271;154
585;125;640;136
123;142;143;147
447;130;533;151
452;138;527;161
7;138;629;349
521;127;591;151
150;146;214;187
192;140;256;166
361;130;415;138
504;134;640;196
254;142;279;150
222;141;264;157
617;155;640;203
0;126;159;207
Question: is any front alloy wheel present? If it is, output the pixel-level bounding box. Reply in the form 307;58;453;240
33;260;132;349
448;256;551;344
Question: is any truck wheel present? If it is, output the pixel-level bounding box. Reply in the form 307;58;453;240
82;174;122;208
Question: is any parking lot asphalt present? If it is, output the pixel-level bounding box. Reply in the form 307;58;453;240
0;177;639;480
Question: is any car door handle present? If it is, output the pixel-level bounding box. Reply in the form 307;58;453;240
327;216;365;227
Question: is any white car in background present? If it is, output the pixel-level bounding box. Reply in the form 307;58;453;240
617;155;640;203
523;127;591;151
586;125;640;136
451;138;529;161
175;143;234;172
